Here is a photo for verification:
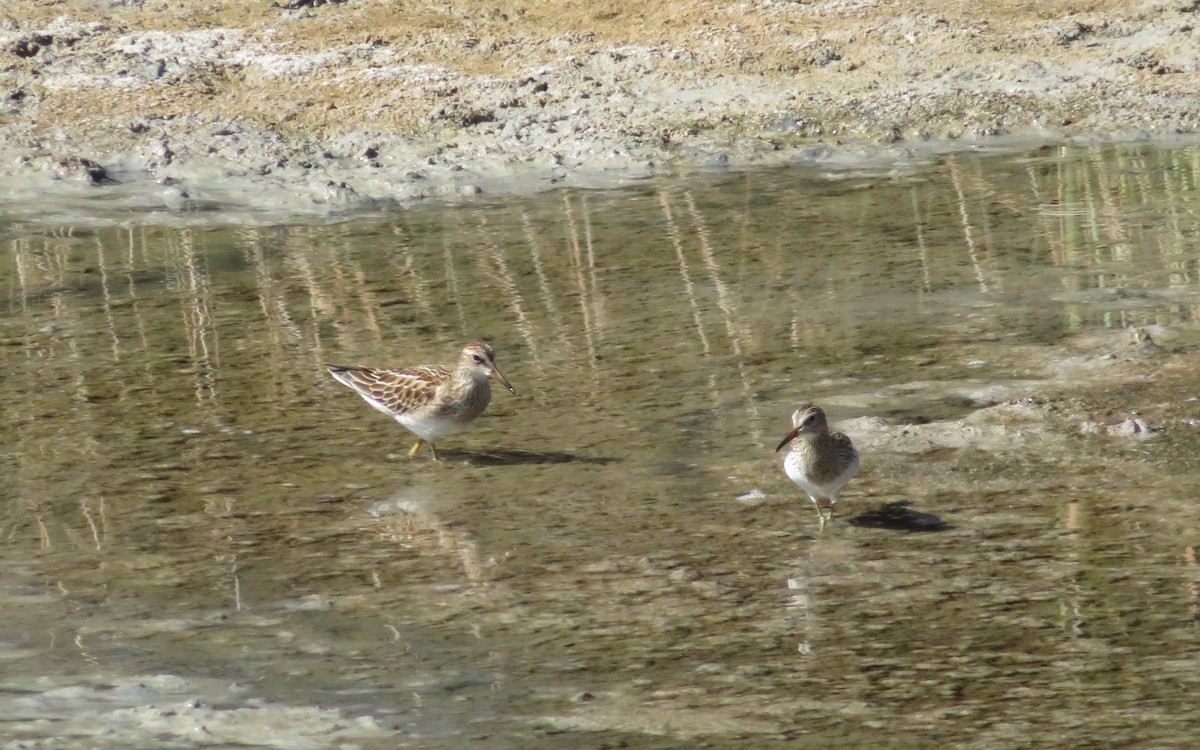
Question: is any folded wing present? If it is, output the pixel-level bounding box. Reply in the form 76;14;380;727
326;364;448;416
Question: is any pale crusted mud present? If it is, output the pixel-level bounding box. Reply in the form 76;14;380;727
3;1;1200;214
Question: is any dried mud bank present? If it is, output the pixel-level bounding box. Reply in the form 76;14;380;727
3;1;1200;218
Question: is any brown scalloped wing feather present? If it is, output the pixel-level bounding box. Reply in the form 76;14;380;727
334;365;448;415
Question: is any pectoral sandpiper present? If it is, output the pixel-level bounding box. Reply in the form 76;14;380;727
326;341;515;460
775;404;860;528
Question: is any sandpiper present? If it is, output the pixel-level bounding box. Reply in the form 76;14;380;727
1127;326;1163;358
775;404;860;528
326;341;515;460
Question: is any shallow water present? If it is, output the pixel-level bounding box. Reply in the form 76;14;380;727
2;143;1200;748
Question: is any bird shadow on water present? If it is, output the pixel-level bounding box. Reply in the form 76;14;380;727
442;449;621;467
848;501;950;532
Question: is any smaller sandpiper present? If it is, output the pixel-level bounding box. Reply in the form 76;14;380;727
775;404;860;528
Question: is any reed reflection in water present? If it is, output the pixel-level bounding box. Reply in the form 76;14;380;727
2;143;1200;747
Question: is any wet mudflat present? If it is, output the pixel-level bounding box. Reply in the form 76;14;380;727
2;143;1200;748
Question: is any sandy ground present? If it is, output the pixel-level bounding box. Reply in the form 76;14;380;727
2;0;1200;213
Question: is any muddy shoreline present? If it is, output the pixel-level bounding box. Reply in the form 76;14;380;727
3;1;1200;218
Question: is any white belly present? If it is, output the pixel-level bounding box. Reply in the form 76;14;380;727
784;451;859;501
396;410;466;443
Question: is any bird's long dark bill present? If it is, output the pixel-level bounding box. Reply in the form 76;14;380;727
492;366;516;394
775;427;801;452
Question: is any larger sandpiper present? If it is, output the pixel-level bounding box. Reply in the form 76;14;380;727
327;341;515;460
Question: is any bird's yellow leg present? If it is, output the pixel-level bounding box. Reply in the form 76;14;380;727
408;440;424;457
429;443;439;461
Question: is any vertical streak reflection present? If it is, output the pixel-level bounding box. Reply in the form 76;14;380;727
947;157;990;294
563;191;598;371
659;192;712;356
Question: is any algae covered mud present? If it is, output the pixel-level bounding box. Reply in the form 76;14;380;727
2;143;1200;748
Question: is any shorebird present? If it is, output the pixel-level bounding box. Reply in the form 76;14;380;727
775;404;860;528
1127;326;1163;358
326;341;514;460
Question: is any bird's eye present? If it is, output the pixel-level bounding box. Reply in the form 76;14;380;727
472;355;484;363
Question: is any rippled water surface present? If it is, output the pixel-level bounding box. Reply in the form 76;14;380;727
3;143;1200;748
